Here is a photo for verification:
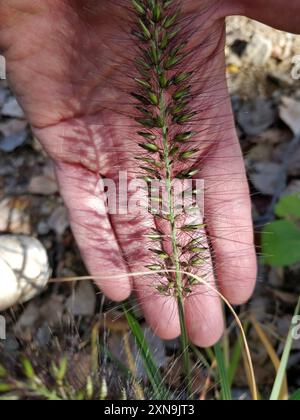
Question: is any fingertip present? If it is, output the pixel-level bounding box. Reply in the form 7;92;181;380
136;284;181;340
221;281;256;306
151;322;181;341
217;249;257;305
93;270;132;302
191;325;224;348
185;291;224;348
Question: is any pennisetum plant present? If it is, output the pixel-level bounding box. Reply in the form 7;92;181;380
127;0;211;392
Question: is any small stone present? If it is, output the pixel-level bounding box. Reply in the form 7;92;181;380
28;174;58;195
283;180;300;196
252;128;291;145
238;98;276;136
0;197;31;234
14;302;40;330
2;334;20;353
40;295;64;325
48;205;69;236
36;323;51;347
247;143;273;162
2;96;25;118
37;220;50;235
0;130;27;152
288;149;300;176
0;119;27;137
250;162;282;195
66;282;96;316
244;33;273;66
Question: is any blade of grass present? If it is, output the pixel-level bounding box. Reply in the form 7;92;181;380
205;348;215;364
290;389;300;400
222;304;230;368
270;296;300;401
251;316;288;400
123;303;170;400
91;322;100;376
214;342;232;400
227;333;243;387
123;333;145;400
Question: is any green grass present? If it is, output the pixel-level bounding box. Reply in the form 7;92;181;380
123;303;170;400
270;296;300;401
214;342;232;400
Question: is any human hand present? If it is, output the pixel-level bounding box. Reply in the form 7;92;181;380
0;0;268;346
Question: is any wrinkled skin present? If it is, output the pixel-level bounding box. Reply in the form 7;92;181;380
0;0;299;346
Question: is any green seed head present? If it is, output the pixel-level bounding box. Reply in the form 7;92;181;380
136;156;162;168
163;0;174;9
189;256;206;267
146;264;163;271
181;223;205;232
172;72;193;85
147;233;162;241
139;142;159;152
159;73;168;89
149;249;170;260
173;87;191;101
138;131;157;140
173;112;196;124
176;169;199;179
164;55;183;70
163;12;179;29
131;92;150;105
174;131;197;142
156;284;169;295
170;146;179;156
179;149;198;160
135;78;152;90
138;18;152;40
136;118;156;128
132;0;145;15
152;3;161;22
148;91;159;106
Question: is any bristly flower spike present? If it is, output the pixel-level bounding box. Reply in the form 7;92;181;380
130;0;206;300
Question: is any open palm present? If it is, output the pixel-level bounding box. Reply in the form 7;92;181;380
0;0;259;346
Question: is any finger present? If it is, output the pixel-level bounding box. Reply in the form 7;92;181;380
180;222;224;347
54;161;131;301
202;128;257;305
185;279;224;348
